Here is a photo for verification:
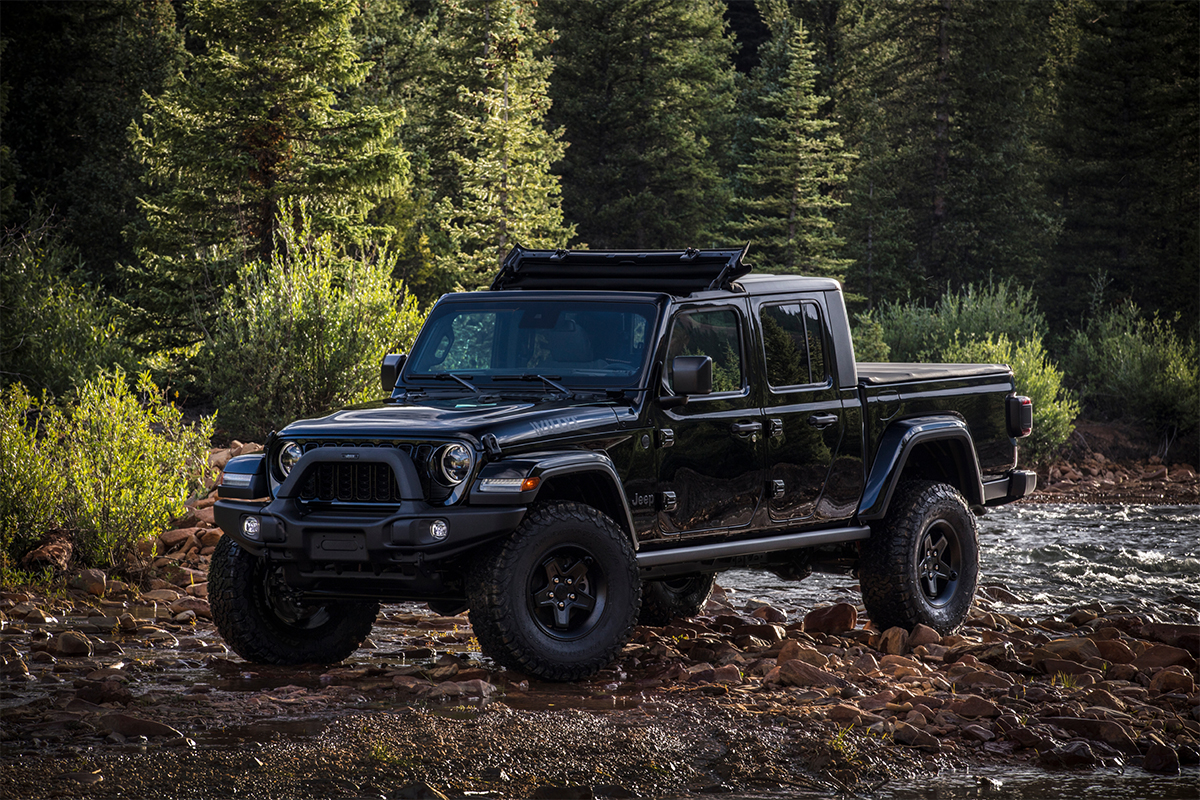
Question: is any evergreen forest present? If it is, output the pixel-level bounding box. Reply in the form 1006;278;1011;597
2;0;1197;455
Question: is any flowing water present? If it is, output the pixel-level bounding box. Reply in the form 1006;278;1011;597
720;503;1200;623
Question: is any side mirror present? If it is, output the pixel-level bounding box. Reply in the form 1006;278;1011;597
671;355;712;396
381;353;407;394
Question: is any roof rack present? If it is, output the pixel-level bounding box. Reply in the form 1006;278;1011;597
489;244;753;295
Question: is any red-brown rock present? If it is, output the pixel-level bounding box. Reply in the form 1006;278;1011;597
946;695;1000;718
909;624;941;647
774;659;848;688
803;603;857;634
1133;644;1194;671
878;626;910;656
1094;638;1136;664
1148;666;1195;694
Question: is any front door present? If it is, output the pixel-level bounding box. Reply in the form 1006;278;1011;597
655;301;764;535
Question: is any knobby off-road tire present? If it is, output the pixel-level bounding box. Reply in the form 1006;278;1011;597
209;535;379;665
467;501;641;681
638;573;716;626
859;480;979;635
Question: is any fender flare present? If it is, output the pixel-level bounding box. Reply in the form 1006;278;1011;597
857;416;984;522
470;450;638;547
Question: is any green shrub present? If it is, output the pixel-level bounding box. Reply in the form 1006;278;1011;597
0;372;214;570
943;335;1079;466
200;205;427;440
0;384;67;570
62;370;215;567
1062;302;1199;448
851;312;891;362
0;214;133;396
877;280;1047;362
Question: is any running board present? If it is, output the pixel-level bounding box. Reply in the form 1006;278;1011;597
635;526;872;568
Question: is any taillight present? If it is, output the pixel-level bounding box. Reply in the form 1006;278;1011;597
1006;395;1033;438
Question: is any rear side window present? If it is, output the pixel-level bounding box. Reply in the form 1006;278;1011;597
760;302;827;388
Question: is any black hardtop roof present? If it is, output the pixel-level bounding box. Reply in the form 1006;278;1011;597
491;245;752;295
489;245;843;297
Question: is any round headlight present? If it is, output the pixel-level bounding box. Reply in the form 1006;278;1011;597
434;443;472;485
278;441;303;477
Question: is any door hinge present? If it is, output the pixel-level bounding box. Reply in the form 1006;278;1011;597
660;491;677;512
770;479;786;499
657;428;675;448
769;418;784;438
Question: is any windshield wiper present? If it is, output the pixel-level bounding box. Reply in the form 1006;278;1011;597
493;374;572;396
432;372;479;393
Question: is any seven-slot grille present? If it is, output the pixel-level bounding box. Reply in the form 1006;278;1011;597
293;441;436;504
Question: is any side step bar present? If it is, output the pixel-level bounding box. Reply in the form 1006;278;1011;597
636;526;871;568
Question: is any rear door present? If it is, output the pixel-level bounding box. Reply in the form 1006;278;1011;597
755;297;846;524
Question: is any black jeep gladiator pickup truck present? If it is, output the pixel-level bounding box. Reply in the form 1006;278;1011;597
211;246;1036;680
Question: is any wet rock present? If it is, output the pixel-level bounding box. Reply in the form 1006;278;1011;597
1031;637;1101;665
776;641;829;668
76;680;133;705
1040;740;1102;768
750;604;788;624
141;589;182;603
893;721;940;750
952;670;1013;690
457;679;499;697
803;603;857;634
732;622;784;643
1;657;30;678
962;724;995;742
1148;666;1195;694
1132;644;1194;671
169;597;211;619
1039;716;1139;755
909;624;941;647
50;631;93;657
117;614;137;632
946;695;1000;719
1139;622;1200;652
878;627;910;656
62;771;104;786
1093;638;1136;664
99;713;183;738
70;568;107;597
1144;742;1181;774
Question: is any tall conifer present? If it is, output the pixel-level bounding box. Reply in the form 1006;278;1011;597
730;1;851;278
130;0;407;345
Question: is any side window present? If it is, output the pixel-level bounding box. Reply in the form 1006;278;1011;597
761;302;828;388
667;308;743;393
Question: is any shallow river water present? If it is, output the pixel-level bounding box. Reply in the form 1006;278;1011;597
715;503;1199;800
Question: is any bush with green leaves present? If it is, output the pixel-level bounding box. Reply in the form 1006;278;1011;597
0;384;66;571
1061;303;1198;449
942;335;1079;466
851;312;891;362
1;372;214;570
0;213;133;396
876;280;1047;362
199;207;427;440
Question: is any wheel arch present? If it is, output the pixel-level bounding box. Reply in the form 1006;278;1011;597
858;416;984;522
471;450;638;546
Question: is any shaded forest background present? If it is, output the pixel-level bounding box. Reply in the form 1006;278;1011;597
1;0;1197;455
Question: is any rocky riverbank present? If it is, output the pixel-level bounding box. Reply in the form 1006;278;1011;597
2;441;1197;799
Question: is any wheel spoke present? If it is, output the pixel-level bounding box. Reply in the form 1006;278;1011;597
532;554;597;631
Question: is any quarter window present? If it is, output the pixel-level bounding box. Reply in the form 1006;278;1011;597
761;302;827;388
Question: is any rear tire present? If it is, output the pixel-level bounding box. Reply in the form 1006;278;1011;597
638;574;716;626
209;536;378;664
859;480;979;634
468;501;640;681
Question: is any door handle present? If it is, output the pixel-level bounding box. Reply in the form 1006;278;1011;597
730;421;763;436
808;413;838;429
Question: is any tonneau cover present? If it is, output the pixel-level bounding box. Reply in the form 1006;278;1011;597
857;362;1011;386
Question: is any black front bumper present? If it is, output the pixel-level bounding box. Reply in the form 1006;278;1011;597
214;497;526;597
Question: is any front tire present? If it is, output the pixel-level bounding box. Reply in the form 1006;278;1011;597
859;480;979;634
638;573;716;626
468;501;640;681
209;536;379;664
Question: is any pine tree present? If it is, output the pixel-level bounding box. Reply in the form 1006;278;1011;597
130;0;407;345
837;0;1056;308
730;1;852;278
433;0;573;290
542;0;738;249
1045;0;1199;334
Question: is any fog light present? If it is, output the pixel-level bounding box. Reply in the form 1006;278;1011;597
242;516;261;540
429;519;449;541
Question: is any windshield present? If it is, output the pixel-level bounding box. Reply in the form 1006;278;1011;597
406;298;659;390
